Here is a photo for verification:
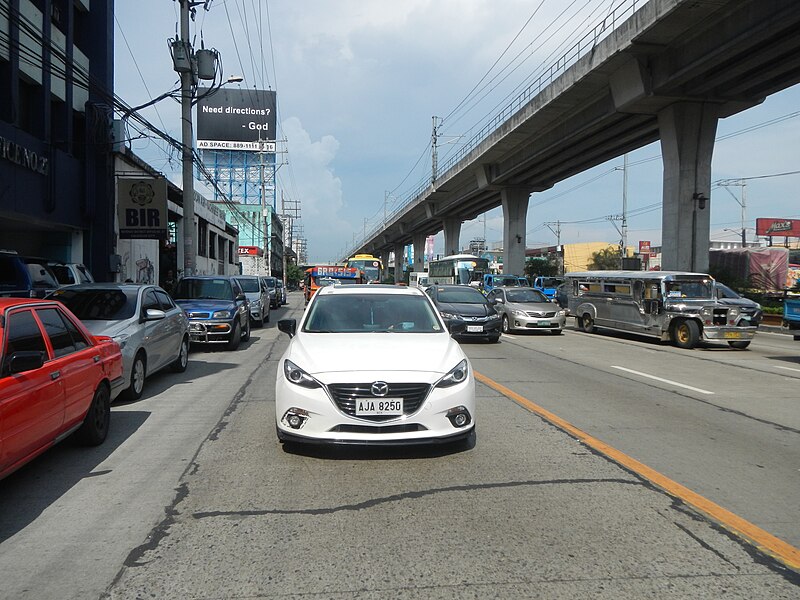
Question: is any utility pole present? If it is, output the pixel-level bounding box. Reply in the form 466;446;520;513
716;179;748;247
621;153;628;267
431;116;440;187
179;0;195;276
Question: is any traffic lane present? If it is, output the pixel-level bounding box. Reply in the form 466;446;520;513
0;327;287;600
519;321;800;430
106;349;798;597
465;329;800;548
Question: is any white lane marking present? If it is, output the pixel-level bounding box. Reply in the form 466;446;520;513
776;365;800;373
611;366;715;395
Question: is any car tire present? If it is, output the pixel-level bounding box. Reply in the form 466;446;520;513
501;315;511;333
254;315;264;328
242;318;251;342
123;352;146;401
550;328;562;335
264;309;270;323
75;383;110;446
488;334;501;343
671;319;700;349
581;314;596;333
728;340;751;349
171;336;189;372
227;322;241;350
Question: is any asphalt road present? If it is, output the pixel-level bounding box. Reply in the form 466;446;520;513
0;292;797;599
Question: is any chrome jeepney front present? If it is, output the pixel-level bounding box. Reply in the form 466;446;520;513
670;304;757;341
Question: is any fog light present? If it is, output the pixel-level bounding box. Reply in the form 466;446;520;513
283;408;308;430
446;406;472;428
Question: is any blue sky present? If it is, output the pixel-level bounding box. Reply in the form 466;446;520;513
114;1;800;263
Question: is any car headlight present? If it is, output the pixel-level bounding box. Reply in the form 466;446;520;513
557;310;566;317
283;359;321;389
212;310;232;319
440;312;460;320
112;333;130;349
252;299;262;307
512;309;526;317
435;359;469;389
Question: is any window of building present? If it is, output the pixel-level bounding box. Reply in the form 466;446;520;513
209;231;217;260
198;219;208;257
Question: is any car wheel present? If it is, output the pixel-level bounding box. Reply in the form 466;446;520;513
671;319;699;349
123;352;146;401
254;315;264;328
227;322;241;350
581;314;596;333
264;308;270;323
501;315;510;333
728;340;751;349
171;336;189;372
75;383;110;446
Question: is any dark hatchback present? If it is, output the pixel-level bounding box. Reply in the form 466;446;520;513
425;284;502;343
173;276;251;350
714;282;763;326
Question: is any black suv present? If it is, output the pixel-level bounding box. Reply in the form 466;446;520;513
172;276;251;350
0;252;60;298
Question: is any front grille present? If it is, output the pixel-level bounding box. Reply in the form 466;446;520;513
330;423;427;434
712;308;729;326
327;383;431;422
188;311;212;319
526;310;557;318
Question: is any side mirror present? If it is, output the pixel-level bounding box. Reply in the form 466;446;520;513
236;293;247;302
278;319;297;338
7;351;45;374
144;308;166;321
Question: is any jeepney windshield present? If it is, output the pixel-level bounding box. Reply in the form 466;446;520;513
664;279;713;300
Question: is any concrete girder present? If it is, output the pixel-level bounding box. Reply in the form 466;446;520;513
658;102;717;273
393;243;404;283
412;233;426;272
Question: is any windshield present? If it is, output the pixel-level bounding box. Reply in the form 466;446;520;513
235;278;261;293
506;289;549;303
538;278;564;288
304;294;441;333
664;279;713;300
174;279;234;301
436;287;488;304
53;288;138;320
263;278;277;289
495;276;520;287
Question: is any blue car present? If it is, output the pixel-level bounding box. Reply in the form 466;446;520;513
173;276;251;350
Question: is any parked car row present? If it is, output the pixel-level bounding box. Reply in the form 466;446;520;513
1;250;95;298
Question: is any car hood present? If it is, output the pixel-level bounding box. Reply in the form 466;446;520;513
436;302;493;318
506;301;558;312
80;318;138;338
717;297;761;310
243;292;262;302
174;299;236;311
286;332;465;377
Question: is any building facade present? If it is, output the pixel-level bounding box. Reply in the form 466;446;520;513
0;0;115;277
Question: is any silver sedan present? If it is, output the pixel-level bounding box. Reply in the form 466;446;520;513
49;283;190;401
487;286;567;334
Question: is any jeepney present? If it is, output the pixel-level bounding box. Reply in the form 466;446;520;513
564;271;757;349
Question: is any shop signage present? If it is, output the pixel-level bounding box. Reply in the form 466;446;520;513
0;135;49;176
639;240;651;254
118;177;168;239
756;218;800;237
238;246;262;256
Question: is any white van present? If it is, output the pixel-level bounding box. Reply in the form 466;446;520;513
409;271;429;288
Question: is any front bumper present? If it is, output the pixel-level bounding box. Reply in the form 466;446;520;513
446;317;502;339
188;320;234;343
509;313;566;330
275;371;476;445
701;325;757;342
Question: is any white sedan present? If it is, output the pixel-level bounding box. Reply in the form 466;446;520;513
275;285;475;446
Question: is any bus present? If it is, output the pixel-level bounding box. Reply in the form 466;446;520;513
304;265;364;304
427;254;490;286
345;254;383;283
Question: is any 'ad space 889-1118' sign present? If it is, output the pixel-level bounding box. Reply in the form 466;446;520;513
196;88;277;152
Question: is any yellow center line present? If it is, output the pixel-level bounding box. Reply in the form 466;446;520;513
474;370;800;571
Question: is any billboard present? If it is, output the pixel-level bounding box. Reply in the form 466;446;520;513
196;88;277;151
117;177;167;239
756;218;800;238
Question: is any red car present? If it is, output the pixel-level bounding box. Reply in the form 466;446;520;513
0;298;123;480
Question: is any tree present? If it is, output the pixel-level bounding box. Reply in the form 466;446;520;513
286;263;304;288
587;247;621;270
525;256;559;278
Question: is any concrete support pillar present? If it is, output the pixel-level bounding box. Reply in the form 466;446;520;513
380;250;391;281
501;187;530;276
443;217;461;256
393;244;404;283
658;102;718;272
412;233;426;273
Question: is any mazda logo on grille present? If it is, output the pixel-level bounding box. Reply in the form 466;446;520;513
371;381;389;397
